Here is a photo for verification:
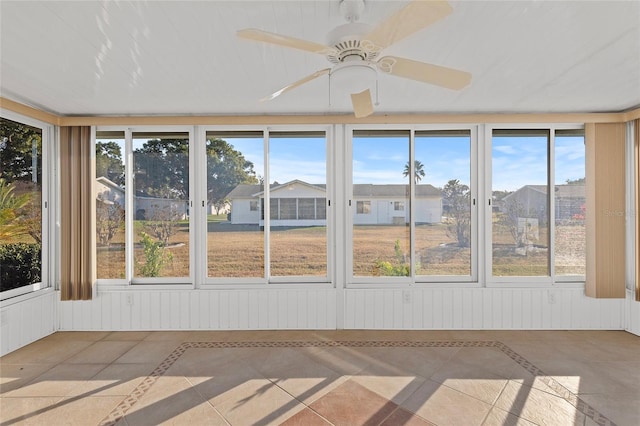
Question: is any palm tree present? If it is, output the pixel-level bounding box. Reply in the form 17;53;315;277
403;160;426;184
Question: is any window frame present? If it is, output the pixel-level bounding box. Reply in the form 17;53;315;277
94;126;195;288
485;123;586;287
346;124;480;287
199;125;334;287
0;110;53;302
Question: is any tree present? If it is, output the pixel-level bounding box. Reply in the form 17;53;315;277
96;141;124;186
565;177;585;185
403;160;426;184
206;138;258;208
96;198;124;246
442;179;470;248
133;139;189;199
0;118;42;182
0;178;30;241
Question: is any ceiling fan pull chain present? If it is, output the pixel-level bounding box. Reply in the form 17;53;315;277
375;76;380;106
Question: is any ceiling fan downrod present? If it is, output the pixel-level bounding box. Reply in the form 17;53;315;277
340;0;365;23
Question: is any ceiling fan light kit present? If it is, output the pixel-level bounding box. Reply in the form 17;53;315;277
238;0;470;118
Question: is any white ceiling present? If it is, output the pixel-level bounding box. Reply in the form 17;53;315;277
1;0;639;117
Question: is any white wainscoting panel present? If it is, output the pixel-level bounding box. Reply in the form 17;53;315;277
627;289;640;336
58;288;337;331
344;287;626;330
1;290;57;356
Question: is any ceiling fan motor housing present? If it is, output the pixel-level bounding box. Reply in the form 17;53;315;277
326;22;380;64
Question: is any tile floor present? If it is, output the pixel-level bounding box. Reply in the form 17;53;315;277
1;330;639;425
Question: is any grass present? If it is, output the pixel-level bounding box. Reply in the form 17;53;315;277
93;218;585;279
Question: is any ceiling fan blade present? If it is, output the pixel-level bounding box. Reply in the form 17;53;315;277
363;1;453;50
260;68;331;102
351;89;374;118
237;28;332;55
377;56;471;90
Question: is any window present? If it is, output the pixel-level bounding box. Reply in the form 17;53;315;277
554;129;585;277
95;131;125;279
415;130;472;277
356;201;371;214
352;130;410;277
268;132;327;278
0;117;45;296
298;198;316;219
206;132;263;279
133;132;190;279
491;129;550;277
394;201;404;211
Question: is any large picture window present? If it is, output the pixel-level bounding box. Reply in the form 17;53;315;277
268;132;327;278
0;117;45;297
415;130;472;277
352;130;410;278
206;132;263;279
491;129;550;277
490;127;585;281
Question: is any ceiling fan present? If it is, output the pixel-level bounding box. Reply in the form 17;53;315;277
237;0;472;118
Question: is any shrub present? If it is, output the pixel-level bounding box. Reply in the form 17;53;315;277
0;243;41;292
138;232;172;277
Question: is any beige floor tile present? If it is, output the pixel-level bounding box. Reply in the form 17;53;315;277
0;363;54;394
39;331;111;342
213;378;306;425
280;407;332;425
482;406;537;426
494;380;585;425
65;363;156;397
114;340;180;364
380;408;435;425
580;392;640;426
3;363;108;398
251;347;346;404
63;340;139;364
0;339;95;364
32;395;122;426
120;375;228;425
401;379;492;425
103;331;152;341
365;346;459;378
304;345;381;375
523;359;640;395
351;374;426;405
0;396;60;425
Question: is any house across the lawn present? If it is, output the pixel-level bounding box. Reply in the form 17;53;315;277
502;184;586;223
226;179;442;226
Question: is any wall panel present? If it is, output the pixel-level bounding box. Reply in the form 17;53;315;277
58;288;338;331
344;288;625;330
0;291;57;356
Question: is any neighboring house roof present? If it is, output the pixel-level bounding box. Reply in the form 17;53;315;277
504;184;585;201
96;176;124;194
226;180;441;199
353;184;440;197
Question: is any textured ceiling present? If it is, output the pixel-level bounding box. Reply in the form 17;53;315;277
1;0;639;117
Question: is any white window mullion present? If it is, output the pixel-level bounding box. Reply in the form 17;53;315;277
549;128;556;280
124;128;133;284
264;129;270;281
409;128;416;280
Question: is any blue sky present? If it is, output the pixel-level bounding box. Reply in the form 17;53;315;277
104;133;585;193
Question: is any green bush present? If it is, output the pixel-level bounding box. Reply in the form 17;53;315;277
138;232;172;277
0;243;41;292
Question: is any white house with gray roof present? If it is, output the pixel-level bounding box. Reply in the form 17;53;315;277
226;180;442;226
